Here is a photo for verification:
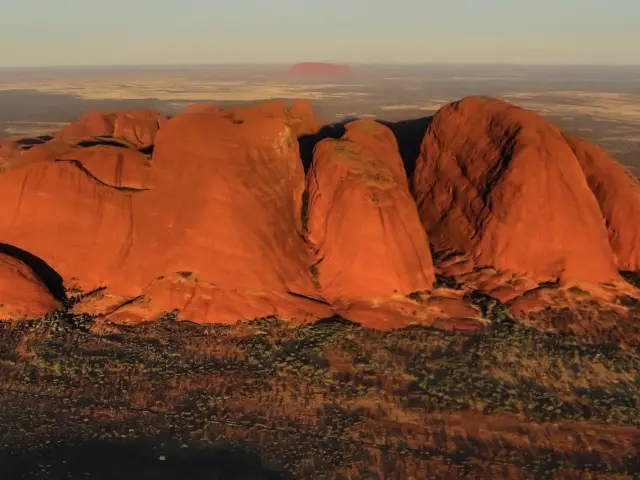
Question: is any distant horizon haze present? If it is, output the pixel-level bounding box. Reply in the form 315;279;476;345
1;62;640;71
1;0;638;67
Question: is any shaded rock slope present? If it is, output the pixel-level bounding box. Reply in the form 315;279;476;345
0;97;638;341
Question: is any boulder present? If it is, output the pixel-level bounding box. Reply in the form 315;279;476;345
56;109;166;147
412;96;620;294
564;134;640;272
0;253;60;320
55;110;117;141
113;109;166;147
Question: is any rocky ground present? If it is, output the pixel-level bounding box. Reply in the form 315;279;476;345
1;282;639;479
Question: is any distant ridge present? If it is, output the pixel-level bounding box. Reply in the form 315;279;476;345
289;62;351;75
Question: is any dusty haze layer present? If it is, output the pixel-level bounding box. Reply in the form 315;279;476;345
1;64;639;173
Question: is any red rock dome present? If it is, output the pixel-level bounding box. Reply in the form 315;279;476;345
0;253;61;320
306;119;437;328
412;96;621;299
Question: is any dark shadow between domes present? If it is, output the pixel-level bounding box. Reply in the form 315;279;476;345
621;270;640;289
298;119;358;173
14;135;53;147
298;116;432;178
0;243;66;302
77;137;131;148
378;116;433;178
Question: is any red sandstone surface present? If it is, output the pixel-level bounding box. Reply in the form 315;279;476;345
56;109;166;147
0;98;637;331
412;96;624;300
186;99;322;136
564;133;640;272
289;62;352;75
57;145;158;190
306;119;440;328
0;254;60;319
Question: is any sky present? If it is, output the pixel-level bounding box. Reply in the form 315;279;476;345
1;0;638;67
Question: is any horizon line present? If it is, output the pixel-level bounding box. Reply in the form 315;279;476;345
1;61;640;69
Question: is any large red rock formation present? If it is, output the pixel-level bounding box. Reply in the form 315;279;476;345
0;108;331;324
306;119;436;328
564;134;640;272
412;96;621;296
0;98;636;328
0;254;60;320
289;62;351;76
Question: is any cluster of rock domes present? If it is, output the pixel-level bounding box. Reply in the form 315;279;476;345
0;96;638;330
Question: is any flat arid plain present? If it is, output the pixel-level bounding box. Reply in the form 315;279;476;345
1;64;640;479
1;64;639;172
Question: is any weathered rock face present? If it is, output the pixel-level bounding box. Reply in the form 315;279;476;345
18;140;75;166
56;109;166;147
187;100;322;137
0;253;60;320
0;138;65;171
57;145;158;190
564;134;640;272
0;108;331;324
289;62;351;75
289;100;324;136
412;96;620;293
306;120;436;327
112;109;166;147
0;159;135;293
112;111;331;323
56;110;117;141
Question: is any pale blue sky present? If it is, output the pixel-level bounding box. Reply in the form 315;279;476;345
1;0;638;66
